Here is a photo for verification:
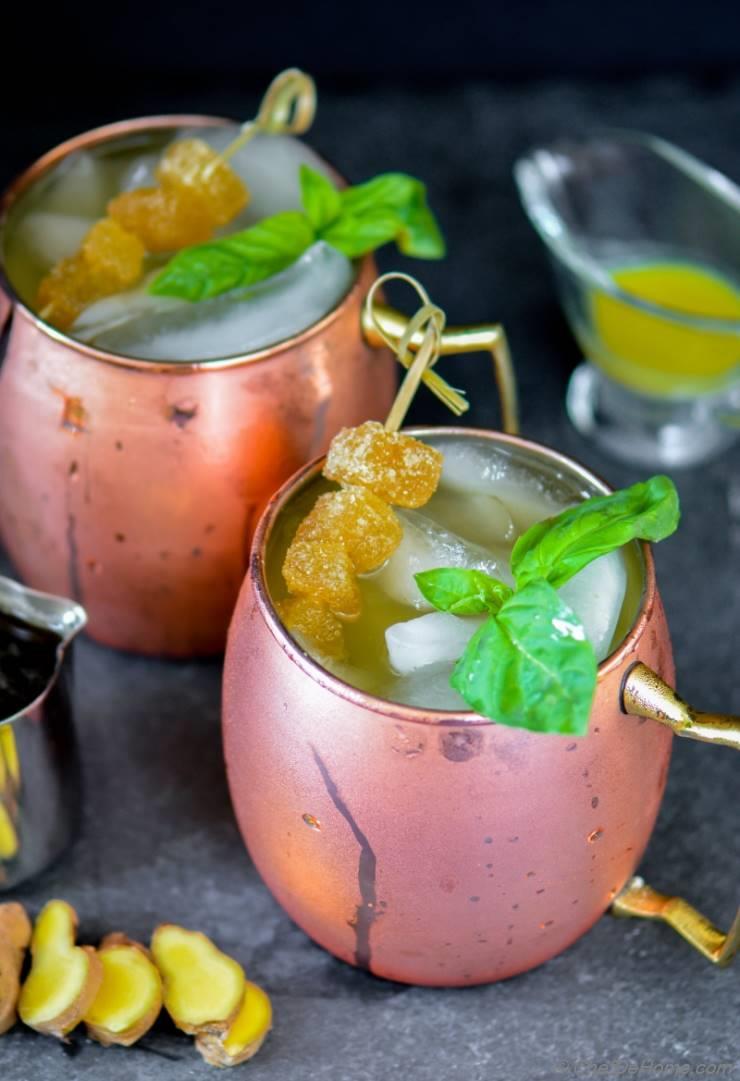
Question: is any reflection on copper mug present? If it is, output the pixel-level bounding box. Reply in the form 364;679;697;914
0;116;396;656
222;428;739;987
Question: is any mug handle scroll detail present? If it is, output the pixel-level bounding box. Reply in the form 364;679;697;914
362;301;519;436
612;661;740;966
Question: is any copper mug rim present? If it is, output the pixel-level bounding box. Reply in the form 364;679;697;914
0;113;366;375
246;425;656;727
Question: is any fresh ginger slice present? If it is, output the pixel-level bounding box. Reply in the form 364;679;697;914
18;899;102;1037
151;925;245;1036
196;979;273;1068
0;903;31;1035
0;802;18;861
0;726;20;789
85;939;162;1047
323;421;443;508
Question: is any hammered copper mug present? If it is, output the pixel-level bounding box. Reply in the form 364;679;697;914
0;115;400;656
222;426;739;987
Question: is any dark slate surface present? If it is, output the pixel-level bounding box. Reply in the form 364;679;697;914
1;78;739;1080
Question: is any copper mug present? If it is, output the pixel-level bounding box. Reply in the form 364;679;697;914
0;115;400;656
223;425;739;987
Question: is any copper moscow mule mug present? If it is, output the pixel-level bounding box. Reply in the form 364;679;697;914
222;427;739;987
0;115;399;656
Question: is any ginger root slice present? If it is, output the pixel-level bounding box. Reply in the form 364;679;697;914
151;925;245;1037
85;938;163;1047
18;899;103;1038
0;903;32;1035
196;979;273;1068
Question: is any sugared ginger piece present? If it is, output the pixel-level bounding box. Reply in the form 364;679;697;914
156;138;249;227
107;186;214;253
281;425;442;657
304;487;402;573
38;136;248;328
282;521;361;619
278;596;346;660
36;219;145;330
324;421;443;508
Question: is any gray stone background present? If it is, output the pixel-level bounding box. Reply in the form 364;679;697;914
1;78;739;1080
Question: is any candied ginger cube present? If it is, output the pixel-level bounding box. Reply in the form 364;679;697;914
282;524;360;619
279;595;346;659
36;219;145;330
36;256;93;329
108;186;214;252
80;219;145;288
324;421;443;508
308;487;402;573
157;138;249;227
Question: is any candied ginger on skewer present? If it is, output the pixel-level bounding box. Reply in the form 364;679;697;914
35;69;313;329
156;139;249;226
278;596;347;660
107;139;250;252
37;219;145;330
107;186;215;253
324;421;442;508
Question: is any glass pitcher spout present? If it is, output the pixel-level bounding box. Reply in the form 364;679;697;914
0;575;87;648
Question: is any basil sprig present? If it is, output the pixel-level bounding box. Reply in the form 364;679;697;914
415;475;680;736
150;166;445;302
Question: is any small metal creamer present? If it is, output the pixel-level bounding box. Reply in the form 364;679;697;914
0;576;85;890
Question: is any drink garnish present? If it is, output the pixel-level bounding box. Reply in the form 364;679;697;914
279;276;462;658
149;167;445;303
34;69;316;330
416;475;680;735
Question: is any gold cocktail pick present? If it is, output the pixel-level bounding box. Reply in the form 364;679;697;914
364;273;469;434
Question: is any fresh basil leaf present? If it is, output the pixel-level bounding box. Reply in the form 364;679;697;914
511;475;680;590
150;212;315;301
415;568;513;616
339;173;419;215
396;185;446;258
451;580;597;735
338;173;445;259
299;166;342;232
320;209;401;258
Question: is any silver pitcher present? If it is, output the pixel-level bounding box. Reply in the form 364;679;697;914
0;576;86;889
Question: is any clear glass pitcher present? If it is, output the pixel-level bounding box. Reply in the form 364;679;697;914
515;131;740;467
0;576;86;889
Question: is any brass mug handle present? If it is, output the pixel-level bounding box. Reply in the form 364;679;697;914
612;662;740;966
361;301;519;435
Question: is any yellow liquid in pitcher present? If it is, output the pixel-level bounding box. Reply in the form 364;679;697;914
590;261;740;396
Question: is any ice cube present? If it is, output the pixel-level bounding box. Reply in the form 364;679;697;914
40;152;110;218
73;274;185;341
559;552;627;662
433;439;565;533
372;509;511;610
382;661;469;711
118;151;161;192
424;488;516;549
11;212;94;272
73;241;354;361
386;611;484;675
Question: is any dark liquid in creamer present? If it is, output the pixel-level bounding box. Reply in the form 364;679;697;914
0;613;60;719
